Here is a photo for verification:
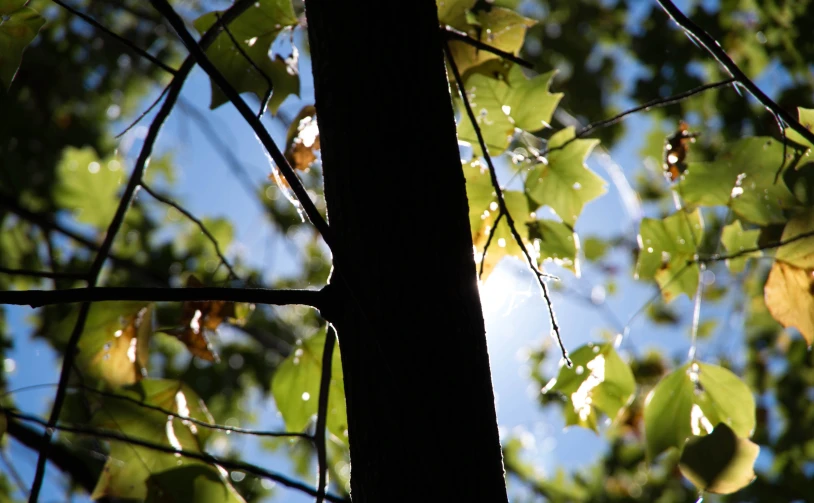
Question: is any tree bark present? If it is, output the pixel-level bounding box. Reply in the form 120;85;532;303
305;1;508;501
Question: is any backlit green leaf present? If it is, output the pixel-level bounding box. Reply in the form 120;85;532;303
436;0;476;28
786;107;814;151
644;362;756;459
679;422;759;494
543;343;635;432
194;0;298;113
0;1;45;89
635;210;703;302
529;219;579;275
525;128;605;226
458;67;561;156
446;7;535;76
680;137;801;225
464;161;533;280
720;220;761;273
50;302;153;387
271;329;347;441
53;147;124;229
88;379;217;500
146;465;246;503
774;208;814;269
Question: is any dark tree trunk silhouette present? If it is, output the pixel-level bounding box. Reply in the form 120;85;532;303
305;1;509;501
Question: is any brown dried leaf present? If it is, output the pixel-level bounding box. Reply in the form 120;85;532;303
663;121;698;181
764;261;814;345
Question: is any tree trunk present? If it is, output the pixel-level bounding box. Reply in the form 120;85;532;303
305;1;508;501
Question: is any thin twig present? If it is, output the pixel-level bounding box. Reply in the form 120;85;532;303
0;286;326;310
149;0;335;250
49;0;176;75
442;26;534;69
0;266;84;280
6;409;349;503
214;11;274;118
575;78;736;139
655;0;814;146
0;195;166;284
445;40;571;367
693;228;814;264
115;82;172;138
479;210;504;280
27;4;258;501
79;386;312;440
0;448;29;498
140;181;241;280
315;326;336;503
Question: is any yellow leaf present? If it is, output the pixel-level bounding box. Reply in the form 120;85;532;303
764;261;814;345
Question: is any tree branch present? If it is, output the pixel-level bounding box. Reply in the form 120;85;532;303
6;409;349;503
655;0;814;146
80;386;313;440
0;286;326;310
444;41;571;367
49;0;176;75
575;78;736;139
28;3;259;500
139;182;241;281
315;326;336;503
5;417;99;494
479;210;504;280
149;0;335;251
442;26;534;69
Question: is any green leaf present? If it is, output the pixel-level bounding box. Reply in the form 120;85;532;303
0;2;45;89
774;208;814;268
525;127;606;226
680;137;800;225
679;422;759;494
786;107;814;151
53;146;125;229
458;67;561;156
543;343;635;432
146;465;246;503
194;0;298;113
644;362;756;459
271;330;347;441
464;161;533;280
582;236;608;262
635;210;703;302
51;302;153;387
720;220;761;273
446;7;535;76
436;0;476;28
529;219;579;275
88;379;218;500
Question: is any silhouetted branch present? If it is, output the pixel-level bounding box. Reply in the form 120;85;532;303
693;228;814;264
655;0;814;146
315;326;337;503
150;0;335;251
6;409;349;503
0;286;326;310
215;11;274;118
575;78;736;138
479;210;504;280
49;0;176;75
0;195;167;284
80;386;312;440
442;26;534;69
115;82;172;138
139;182;241;280
445;41;571;367
28;3;259;499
